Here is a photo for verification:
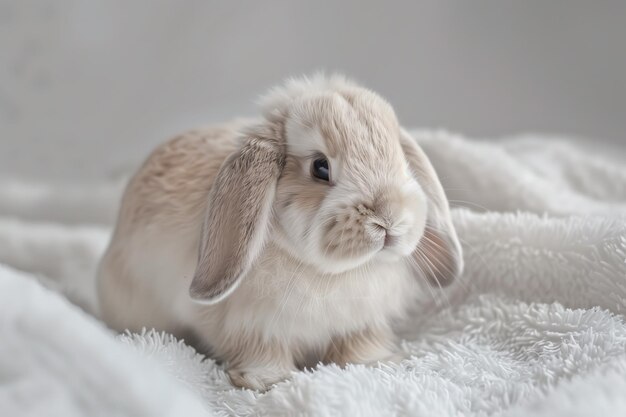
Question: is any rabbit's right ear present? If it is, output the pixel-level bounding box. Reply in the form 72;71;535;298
399;129;463;288
189;136;285;304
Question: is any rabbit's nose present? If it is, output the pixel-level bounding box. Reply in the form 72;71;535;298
369;220;399;247
384;232;399;247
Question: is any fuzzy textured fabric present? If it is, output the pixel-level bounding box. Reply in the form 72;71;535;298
0;132;625;417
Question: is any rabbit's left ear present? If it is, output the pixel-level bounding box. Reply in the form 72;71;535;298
189;135;285;304
399;129;463;287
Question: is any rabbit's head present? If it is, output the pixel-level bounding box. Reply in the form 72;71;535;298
190;75;463;304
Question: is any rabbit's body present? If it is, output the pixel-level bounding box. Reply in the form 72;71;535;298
99;125;416;388
98;75;462;390
98;127;237;335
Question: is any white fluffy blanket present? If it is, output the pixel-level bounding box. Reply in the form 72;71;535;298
1;132;625;417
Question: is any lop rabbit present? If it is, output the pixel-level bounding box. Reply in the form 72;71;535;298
97;75;463;390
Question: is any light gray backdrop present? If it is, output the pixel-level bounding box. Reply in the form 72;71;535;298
1;1;625;181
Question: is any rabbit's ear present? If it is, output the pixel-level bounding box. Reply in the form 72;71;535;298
189;136;285;304
399;129;463;288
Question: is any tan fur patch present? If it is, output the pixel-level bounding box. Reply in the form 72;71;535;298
324;326;397;366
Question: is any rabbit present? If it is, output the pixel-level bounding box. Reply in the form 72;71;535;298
97;74;463;391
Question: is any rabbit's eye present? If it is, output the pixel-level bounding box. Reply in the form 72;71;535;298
311;157;330;182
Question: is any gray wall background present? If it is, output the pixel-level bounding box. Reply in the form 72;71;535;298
1;1;625;182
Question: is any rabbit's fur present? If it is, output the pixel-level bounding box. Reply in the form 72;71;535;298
97;74;462;390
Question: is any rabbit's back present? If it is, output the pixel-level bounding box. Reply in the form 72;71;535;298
120;124;242;230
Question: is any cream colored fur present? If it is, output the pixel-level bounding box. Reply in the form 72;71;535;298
97;74;462;390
